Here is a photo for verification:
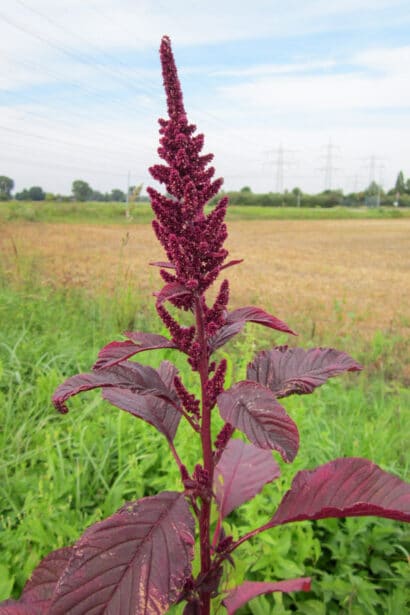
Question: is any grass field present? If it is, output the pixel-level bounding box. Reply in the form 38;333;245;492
1;200;410;226
0;210;409;613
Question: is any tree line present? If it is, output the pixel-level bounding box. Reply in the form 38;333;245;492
1;173;410;206
0;178;145;203
213;172;410;208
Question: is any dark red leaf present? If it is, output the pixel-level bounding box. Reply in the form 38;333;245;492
226;307;296;336
52;361;177;414
223;578;311;614
93;333;177;369
49;492;195;615
220;259;243;271
103;361;181;441
0;602;31;615
247;346;362;398
209;321;245;352
0;547;72;615
150;261;176;269
269;458;410;528
217;382;299;462
155;282;191;306
209;308;295;353
214;439;280;518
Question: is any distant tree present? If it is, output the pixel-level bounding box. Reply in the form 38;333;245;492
318;189;343;207
240;186;252;193
91;190;106;202
126;183;143;218
27;186;45;201
364;181;383;207
394;170;405;194
128;183;143;203
72;180;92;202
0;175;14;200
292;187;302;207
406;179;410;195
110;188;126;202
15;189;30;201
366;181;382;196
45;193;56;201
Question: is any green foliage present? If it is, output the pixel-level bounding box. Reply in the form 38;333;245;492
15;186;45;201
110;188;126;202
0;200;153;224
0;279;409;610
0;175;14;200
2;200;410;226
395;171;406;194
71;179;92;201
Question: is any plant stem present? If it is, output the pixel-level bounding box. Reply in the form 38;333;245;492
227;522;271;554
211;514;222;550
195;295;213;615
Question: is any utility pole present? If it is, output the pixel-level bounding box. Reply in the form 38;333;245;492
368;155;376;185
125;170;130;219
376;163;385;207
319;139;340;191
359;156;386;207
361;154;386;187
275;143;285;193
266;143;297;194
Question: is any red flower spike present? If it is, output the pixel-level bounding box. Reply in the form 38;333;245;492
149;36;228;298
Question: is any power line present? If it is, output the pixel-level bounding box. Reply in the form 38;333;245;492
0;152;132;178
1;5;265;164
1;4;158;102
0;125;151;162
12;2;264;153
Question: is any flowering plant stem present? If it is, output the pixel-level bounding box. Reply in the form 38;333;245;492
1;35;409;615
196;298;212;609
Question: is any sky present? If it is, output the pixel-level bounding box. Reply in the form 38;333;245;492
1;0;409;196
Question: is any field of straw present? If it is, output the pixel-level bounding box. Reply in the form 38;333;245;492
2;218;409;342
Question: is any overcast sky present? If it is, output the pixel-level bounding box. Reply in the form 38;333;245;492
1;0;409;195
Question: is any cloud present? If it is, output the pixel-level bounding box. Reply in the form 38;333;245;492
1;1;409;194
217;44;410;113
211;60;337;78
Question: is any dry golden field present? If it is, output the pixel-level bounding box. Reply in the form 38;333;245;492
1;219;409;342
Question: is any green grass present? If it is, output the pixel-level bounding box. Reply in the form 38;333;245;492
0;280;409;613
1;200;409;224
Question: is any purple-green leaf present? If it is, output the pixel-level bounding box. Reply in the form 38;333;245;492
214;439;280;518
209;307;295;352
93;332;177;369
247;346;362;398
52;360;177;414
49;492;195;615
223;578;311;614
226;307;296;336
155;281;191;306
220;258;243;271
103;361;181;441
150;260;176;269
209;321;245;352
0;547;72;615
269;457;410;528
217;381;299;462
